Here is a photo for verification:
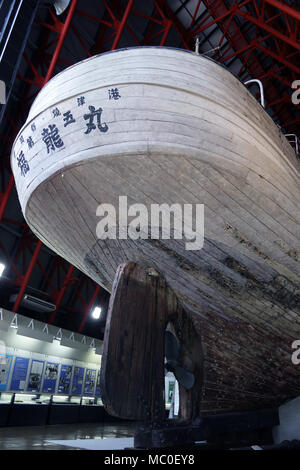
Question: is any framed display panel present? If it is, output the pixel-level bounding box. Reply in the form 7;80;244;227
26;359;45;392
57;364;73;394
71;366;85;395
42;362;59;393
95;369;101;397
83;369;96;396
10;356;30;391
0;354;13;391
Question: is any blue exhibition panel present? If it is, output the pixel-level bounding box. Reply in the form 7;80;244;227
26;359;45;392
42;362;59;393
71;366;85;395
10;356;30;391
83;369;96;396
95;370;101;397
0;354;13;391
57;364;73;394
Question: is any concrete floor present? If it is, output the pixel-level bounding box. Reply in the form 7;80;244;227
0;422;136;450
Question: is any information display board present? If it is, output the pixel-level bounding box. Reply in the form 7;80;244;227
0;341;99;396
95;369;101;397
10;356;29;391
26;359;45;392
167;380;175;404
42;362;59;393
71;366;85;395
57;364;73;394
84;369;96;395
0;354;13;391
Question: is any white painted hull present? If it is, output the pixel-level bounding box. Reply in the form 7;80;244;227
11;48;300;411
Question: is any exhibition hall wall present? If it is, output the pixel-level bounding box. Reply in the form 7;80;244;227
0;308;102;397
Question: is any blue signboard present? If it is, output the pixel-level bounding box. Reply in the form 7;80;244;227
71;366;85;395
27;359;44;392
0;354;13;391
95;370;101;397
42;362;59;393
57;365;73;394
10;357;29;391
84;369;96;395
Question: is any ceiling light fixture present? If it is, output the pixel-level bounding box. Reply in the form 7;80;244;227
91;307;102;319
0;263;5;277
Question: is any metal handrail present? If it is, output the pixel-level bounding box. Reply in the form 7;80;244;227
244;79;265;108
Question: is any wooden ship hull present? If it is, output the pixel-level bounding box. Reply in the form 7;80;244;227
11;47;300;414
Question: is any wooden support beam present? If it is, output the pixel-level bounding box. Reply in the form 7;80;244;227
100;262;203;422
134;408;279;449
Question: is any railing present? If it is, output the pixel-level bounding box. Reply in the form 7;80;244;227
244;79;265;108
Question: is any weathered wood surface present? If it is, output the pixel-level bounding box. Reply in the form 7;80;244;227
100;261;203;421
11;47;300;412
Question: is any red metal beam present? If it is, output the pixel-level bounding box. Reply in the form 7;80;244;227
237;8;300;51
78;285;101;333
2;2;106;324
191;1;299;53
189;0;202;31
49;264;75;324
0;175;14;222
155;0;190;49
44;0;78;83
70;24;92;57
111;0;134;50
69;276;86;310
264;0;300;21
12;240;43;312
12;0;78;313
197;0;296;131
21;238;58;297
257;43;300;75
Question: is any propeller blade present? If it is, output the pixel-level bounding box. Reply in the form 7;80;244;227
165;330;180;362
165;330;195;389
173;365;195;390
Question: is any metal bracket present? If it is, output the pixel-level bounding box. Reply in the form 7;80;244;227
285;134;299;156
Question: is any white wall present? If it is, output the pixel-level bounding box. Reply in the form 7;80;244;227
0;308;102;396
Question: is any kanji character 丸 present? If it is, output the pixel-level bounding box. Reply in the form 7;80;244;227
83;106;108;134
